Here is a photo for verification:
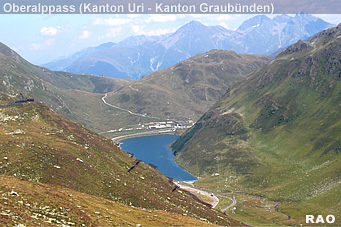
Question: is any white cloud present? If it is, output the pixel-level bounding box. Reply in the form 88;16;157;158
131;25;176;36
40;27;58;36
31;43;41;50
187;14;213;19
127;14;140;18
93;17;131;26
145;15;179;23
79;30;91;39
30;39;55;50
106;27;122;38
146;28;176;36
40;25;71;36
215;14;241;21
187;14;241;21
131;25;144;34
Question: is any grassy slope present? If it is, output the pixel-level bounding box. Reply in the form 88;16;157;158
105;49;271;122
0;42;132;94
0;96;239;226
0;42;133;133
0;43;270;133
172;25;341;225
0;175;218;226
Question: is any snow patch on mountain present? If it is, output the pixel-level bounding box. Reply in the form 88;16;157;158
42;14;333;80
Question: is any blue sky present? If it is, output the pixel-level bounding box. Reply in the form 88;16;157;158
0;14;340;65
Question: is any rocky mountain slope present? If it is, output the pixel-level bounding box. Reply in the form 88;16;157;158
105;49;270;122
43;14;332;79
171;24;341;225
0;175;221;226
0;95;240;225
43;35;168;74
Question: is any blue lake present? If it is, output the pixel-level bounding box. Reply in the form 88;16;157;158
120;134;197;181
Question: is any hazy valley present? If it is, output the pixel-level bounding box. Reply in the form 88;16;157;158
0;15;340;226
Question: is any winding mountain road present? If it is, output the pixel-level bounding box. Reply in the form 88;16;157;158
102;94;161;120
175;182;236;211
175;182;220;208
221;195;237;212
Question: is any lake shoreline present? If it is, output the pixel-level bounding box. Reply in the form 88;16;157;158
112;129;177;142
120;134;197;181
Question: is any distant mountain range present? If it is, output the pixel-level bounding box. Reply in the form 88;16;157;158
43;14;333;79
